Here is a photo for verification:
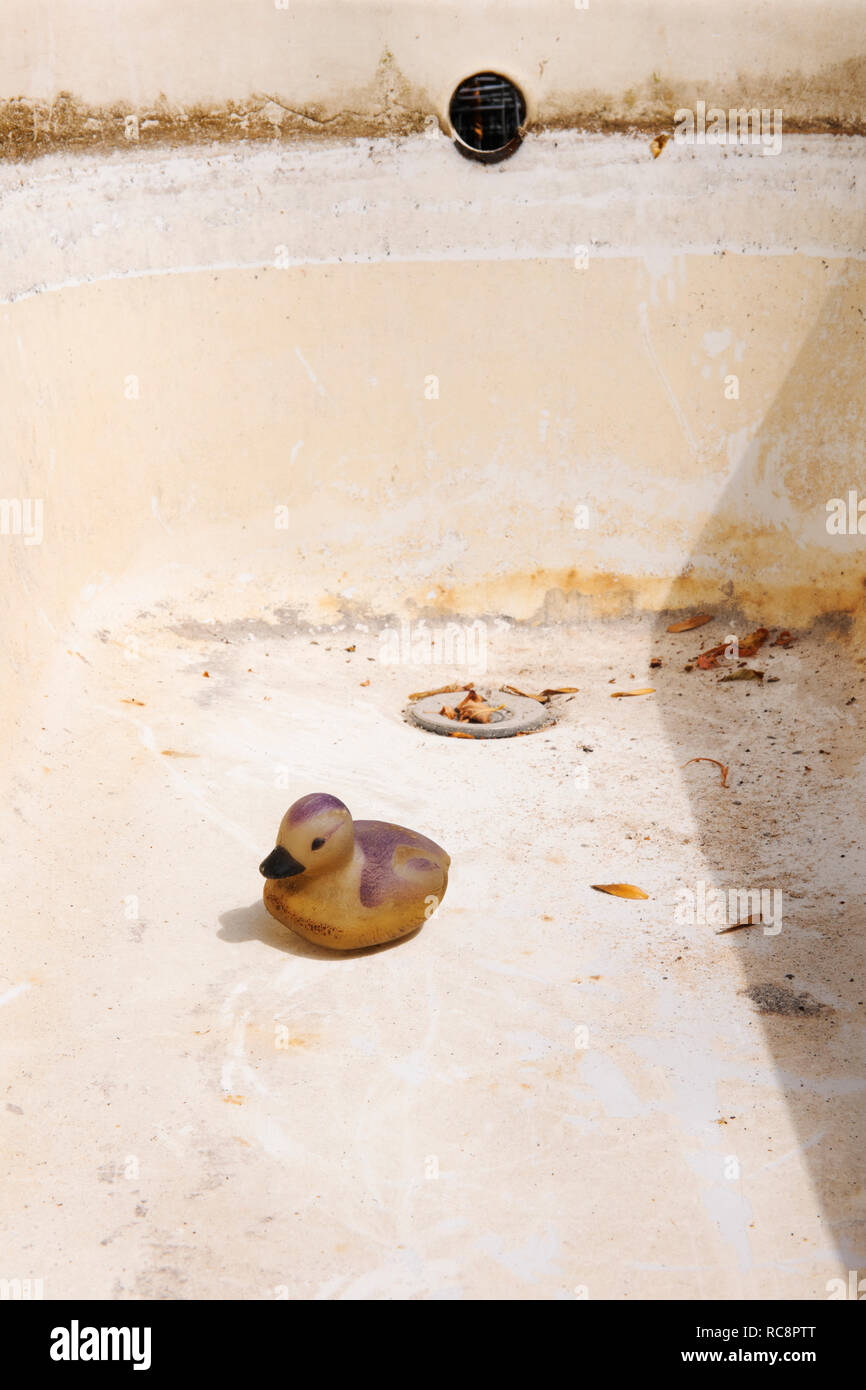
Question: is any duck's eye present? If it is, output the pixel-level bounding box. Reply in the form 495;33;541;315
311;837;325;850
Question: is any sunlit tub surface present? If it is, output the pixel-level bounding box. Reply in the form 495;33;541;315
1;122;864;1298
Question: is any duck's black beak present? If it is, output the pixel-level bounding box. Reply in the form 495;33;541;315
259;845;306;879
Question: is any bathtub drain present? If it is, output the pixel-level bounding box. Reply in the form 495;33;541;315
408;688;552;738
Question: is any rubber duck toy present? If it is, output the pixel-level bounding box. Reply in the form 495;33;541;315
259;793;450;950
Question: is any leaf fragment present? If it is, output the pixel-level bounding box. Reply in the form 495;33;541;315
719;667;764;682
610;688;655;698
682;756;729;787
697;644;727;670
502;684;579;703
591;883;650;900
667;614;712;633
440;689;505;723
738;627;769;657
698;627;768;669
716;915;762;934
410;682;472;701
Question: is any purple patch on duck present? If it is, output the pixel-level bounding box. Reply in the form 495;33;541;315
355;822;443;907
287;792;347;826
406;857;435;872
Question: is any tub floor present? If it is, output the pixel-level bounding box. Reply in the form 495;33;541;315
2;590;864;1299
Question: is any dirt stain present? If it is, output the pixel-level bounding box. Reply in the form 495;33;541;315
3;53;864;164
744;982;827;1017
0;54;429;163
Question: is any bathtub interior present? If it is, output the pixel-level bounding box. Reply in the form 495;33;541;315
1;108;865;1296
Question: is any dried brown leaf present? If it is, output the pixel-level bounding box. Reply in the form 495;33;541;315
667;614;712;633
438;689;505;724
716;915;762;934
457;689;505;723
697;644;727;670
500;683;542;706
682;756;729;787
719;667;764;682
502;683;540;701
410;682;472;701
502;683;578;704
738;627;769;657
591;883;650;900
697;629;768;669
610;688;655;698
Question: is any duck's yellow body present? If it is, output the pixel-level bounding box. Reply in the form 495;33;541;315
260;793;450;950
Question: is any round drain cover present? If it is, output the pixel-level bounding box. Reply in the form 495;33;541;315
448;72;527;164
408;689;553;739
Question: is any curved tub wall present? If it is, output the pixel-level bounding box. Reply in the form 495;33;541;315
2;5;866;1301
2;0;865;135
2;133;865;760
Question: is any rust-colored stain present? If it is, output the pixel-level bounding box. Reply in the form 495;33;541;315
223;1094;245;1105
540;55;866;136
0;54;429;163
2;53;864;163
406;565;866;638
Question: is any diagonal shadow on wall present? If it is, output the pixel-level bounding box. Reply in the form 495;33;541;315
653;257;866;1273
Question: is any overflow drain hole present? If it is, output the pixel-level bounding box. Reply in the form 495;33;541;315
448;72;527;163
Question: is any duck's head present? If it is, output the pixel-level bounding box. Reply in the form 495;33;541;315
259;793;353;880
